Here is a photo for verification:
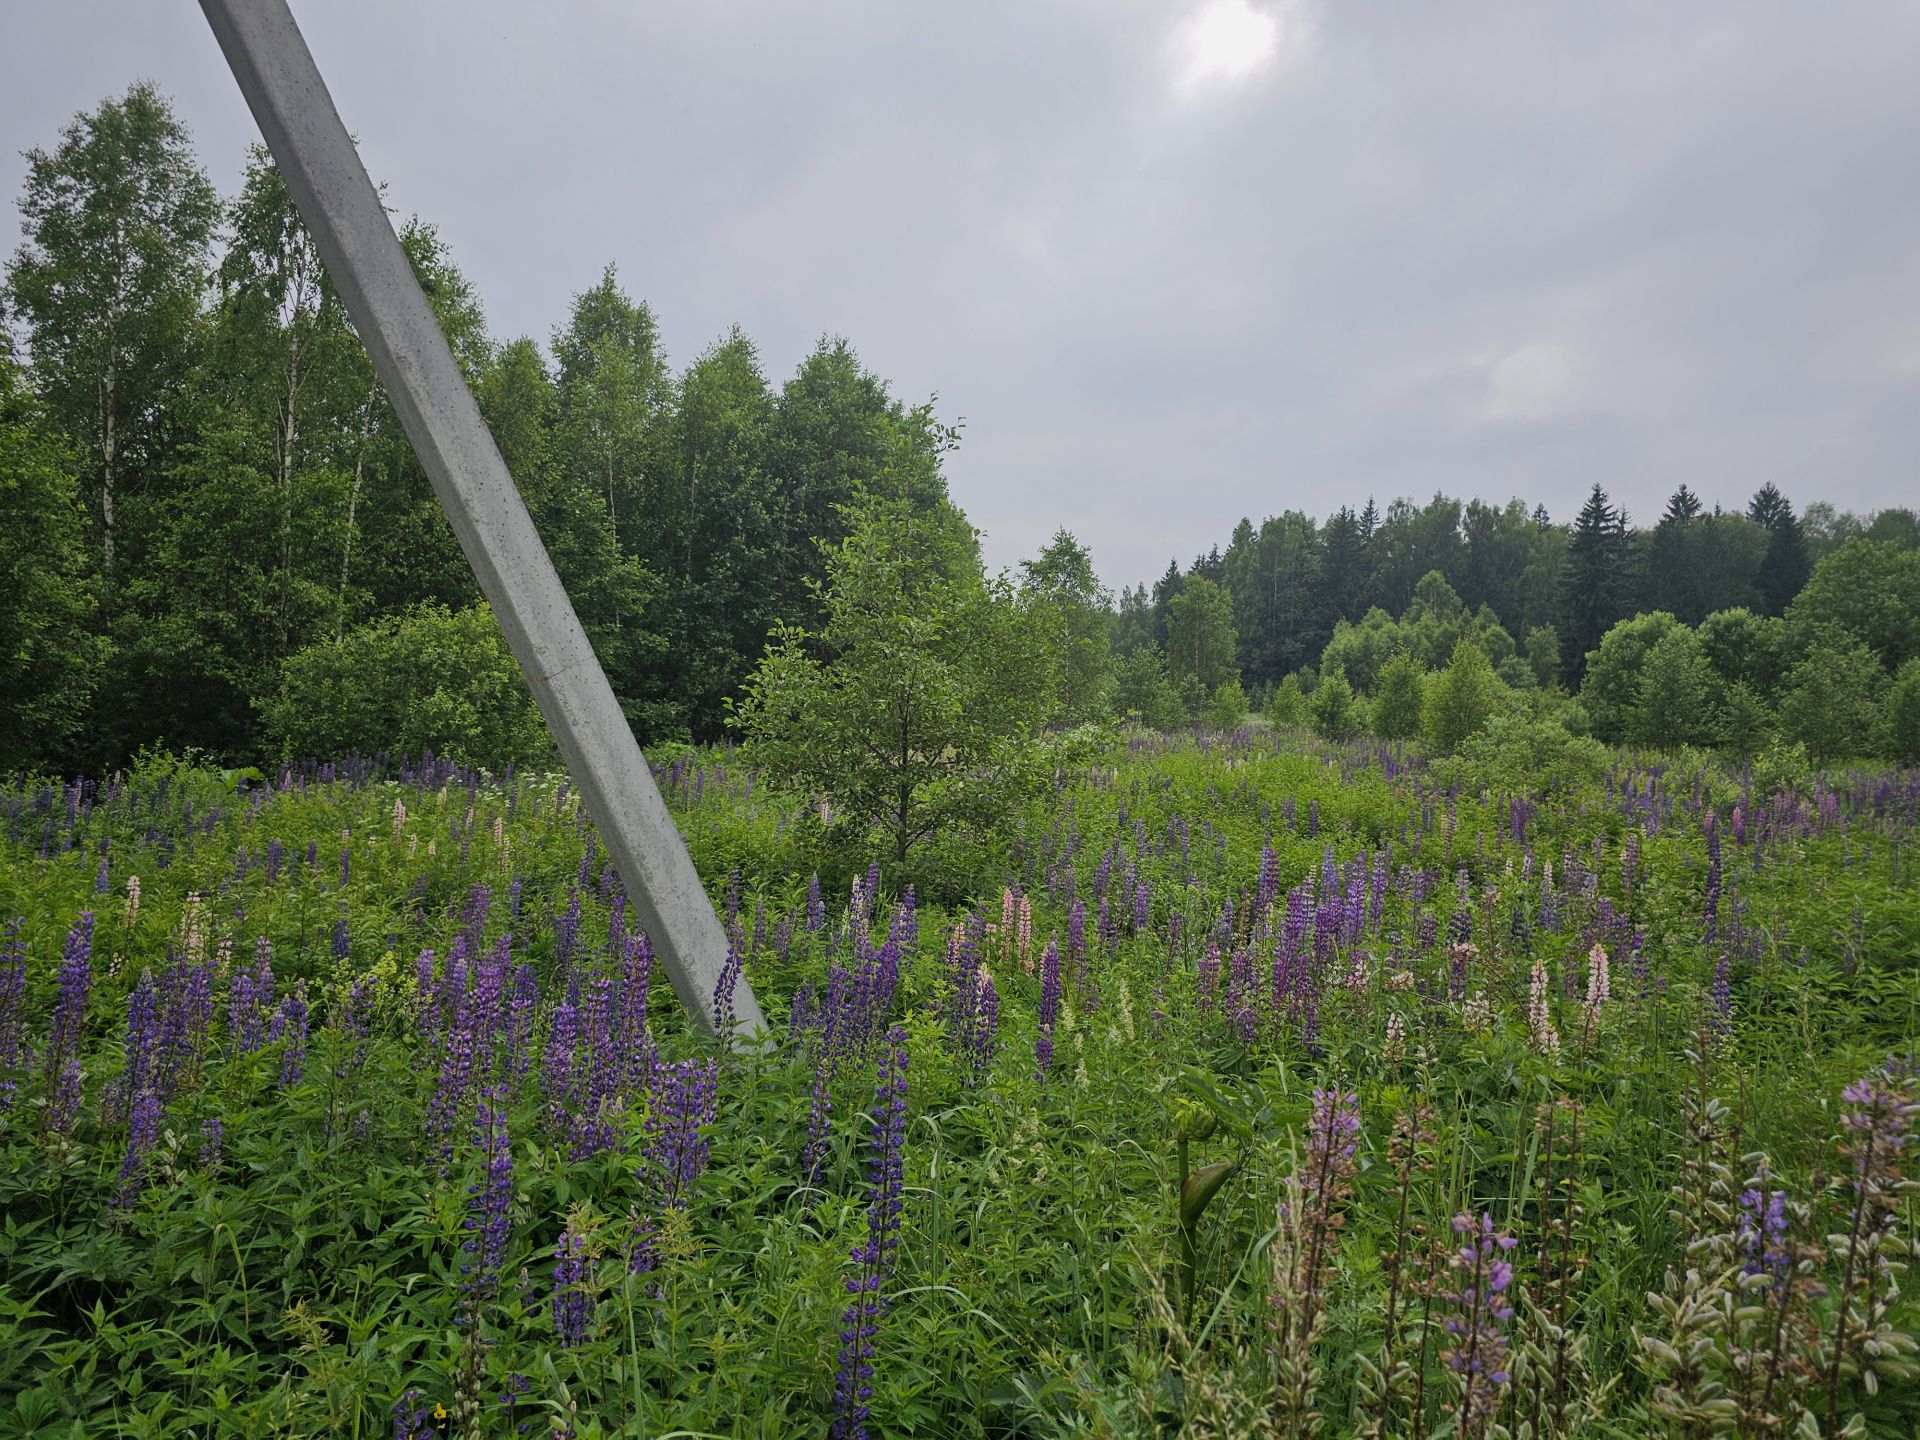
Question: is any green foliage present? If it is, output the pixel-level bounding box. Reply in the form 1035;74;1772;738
1022;528;1114;725
1266;672;1308;729
1205;677;1249;732
1778;634;1887;760
730;498;1052;879
1883;660;1920;764
1788;539;1920;673
1422;638;1502;753
1368;653;1426;741
1630;626;1713;750
1308;667;1363;742
1442;710;1607;794
264;604;550;769
1580;611;1682;744
1113;646;1186;730
0;355;103;770
1166;575;1238;694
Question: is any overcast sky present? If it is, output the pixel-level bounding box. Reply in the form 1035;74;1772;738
5;1;1918;587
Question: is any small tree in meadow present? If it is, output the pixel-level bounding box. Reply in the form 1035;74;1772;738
1267;673;1308;728
1883;659;1920;763
1369;654;1426;741
1206;678;1249;732
1423;639;1501;754
731;497;1053;870
1309;668;1363;742
1778;635;1885;760
1630;627;1713;750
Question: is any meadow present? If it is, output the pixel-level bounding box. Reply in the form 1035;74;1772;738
1;731;1917;1438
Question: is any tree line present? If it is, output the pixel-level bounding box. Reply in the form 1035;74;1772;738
1;84;950;774
4;84;1917;780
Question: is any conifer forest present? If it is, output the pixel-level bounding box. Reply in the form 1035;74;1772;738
2;81;1919;1440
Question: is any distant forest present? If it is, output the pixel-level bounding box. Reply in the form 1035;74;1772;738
4;84;1917;775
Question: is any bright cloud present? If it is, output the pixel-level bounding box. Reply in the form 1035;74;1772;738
1170;0;1303;98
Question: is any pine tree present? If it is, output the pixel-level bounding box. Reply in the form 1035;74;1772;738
1748;484;1810;616
1559;484;1630;685
1662;484;1703;525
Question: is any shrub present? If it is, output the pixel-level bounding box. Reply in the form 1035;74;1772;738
265;604;551;769
1206;678;1249;732
1369;654;1426;741
1308;667;1362;742
1879;659;1920;764
1267;673;1308;729
1423;639;1502;754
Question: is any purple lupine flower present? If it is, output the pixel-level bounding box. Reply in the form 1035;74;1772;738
94;856;110;893
711;920;746;1036
551;1224;594;1347
273;983;310;1091
391;1388;438;1440
1133;880;1151;933
460;1087;514;1314
503;963;539;1084
1703;812;1722;945
832;1026;909;1440
1036;940;1062;1079
1708;959;1734;1043
646;1057;718;1209
630;1057;719;1271
45;912;95;1138
115;970;160;1123
0;920;26;1112
199;1115;224;1173
806;875;826;933
116;1087;163;1208
1737;1186;1791;1283
552;891;583;976
618;931;656;1093
1302;1089;1362;1207
1840;1075;1912;1186
1440;1212;1519;1437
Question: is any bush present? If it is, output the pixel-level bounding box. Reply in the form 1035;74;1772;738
1880;659;1920;764
1206;678;1249;732
1423;639;1502;754
1444;712;1607;795
1308;668;1363;742
1267;673;1308;728
1369;654;1426;741
1778;637;1886;760
265;604;551;769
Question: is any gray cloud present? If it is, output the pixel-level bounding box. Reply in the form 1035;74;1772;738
5;1;1917;586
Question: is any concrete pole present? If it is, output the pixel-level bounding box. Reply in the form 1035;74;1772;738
199;0;766;1044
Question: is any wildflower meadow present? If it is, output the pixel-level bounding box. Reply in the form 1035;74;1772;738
2;733;1916;1438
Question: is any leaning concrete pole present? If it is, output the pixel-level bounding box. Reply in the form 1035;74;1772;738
200;0;765;1044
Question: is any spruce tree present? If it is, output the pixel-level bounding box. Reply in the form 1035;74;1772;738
1748;484;1810;616
1558;484;1629;685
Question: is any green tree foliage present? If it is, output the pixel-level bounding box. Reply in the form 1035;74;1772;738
4;82;218;582
1266;672;1308;728
1696;608;1788;702
1166;576;1238;694
0;352;103;770
1022;528;1114;724
1321;608;1403;695
730;499;1052;872
1113;647;1185;730
1206;677;1249;732
1423;639;1502;754
1369;653;1426;741
1749;483;1811;617
1579;612;1682;744
1524;625;1560;688
1787;540;1920;674
1882;660;1920;764
264;604;550;769
1559;484;1634;686
1629;626;1713;750
1777;635;1887;760
1308;667;1362;742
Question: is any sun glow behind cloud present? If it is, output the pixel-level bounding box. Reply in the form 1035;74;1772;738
1170;0;1306;99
